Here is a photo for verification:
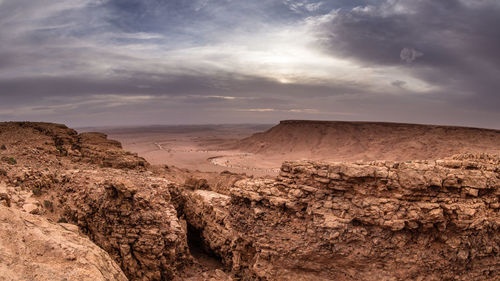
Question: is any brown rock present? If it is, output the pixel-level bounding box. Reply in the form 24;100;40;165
222;154;500;280
0;205;127;281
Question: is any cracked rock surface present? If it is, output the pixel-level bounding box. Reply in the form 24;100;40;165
0;122;192;280
225;154;500;280
172;154;500;280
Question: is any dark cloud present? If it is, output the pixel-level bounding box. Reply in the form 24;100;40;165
319;0;500;66
317;0;500;112
0;71;371;104
103;0;303;38
400;48;423;63
391;80;406;88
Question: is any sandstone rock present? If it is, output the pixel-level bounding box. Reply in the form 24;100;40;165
464;187;479;197
237;121;500;164
0;205;127;281
0;122;191;280
222;154;500;280
2;122;499;281
22;203;40;214
0;182;11;207
171;187;233;266
60;176;190;280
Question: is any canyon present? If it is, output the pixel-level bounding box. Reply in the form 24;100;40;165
0;121;499;280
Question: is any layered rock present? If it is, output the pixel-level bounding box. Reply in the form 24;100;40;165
58;173;191;280
172;188;233;263
0;122;192;280
0;122;147;170
2;163;193;280
2;121;499;281
227;154;500;280
78;132;148;169
237;120;500;162
0;205;128;281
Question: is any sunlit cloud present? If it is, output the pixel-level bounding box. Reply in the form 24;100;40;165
234;108;354;116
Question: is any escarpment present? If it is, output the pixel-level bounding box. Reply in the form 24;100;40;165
175;154;500;280
1;121;499;280
57;174;191;280
241;155;500;280
0;122;192;280
237;120;500;161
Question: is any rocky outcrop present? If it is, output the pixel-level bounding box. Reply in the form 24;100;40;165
78;132;148;169
171;188;232;263
0;205;128;281
58;173;191;280
2;121;499;280
174;154;499;280
2;164;193;280
227;153;500;280
0;122;192;280
0;122;147;170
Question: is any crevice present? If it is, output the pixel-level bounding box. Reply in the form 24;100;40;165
186;222;224;270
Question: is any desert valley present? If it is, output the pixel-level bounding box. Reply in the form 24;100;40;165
0;120;499;280
1;1;500;280
89;120;500;177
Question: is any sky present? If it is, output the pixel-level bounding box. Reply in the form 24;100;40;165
0;0;499;128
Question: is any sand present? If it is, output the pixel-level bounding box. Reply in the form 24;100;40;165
78;120;500;176
78;124;278;176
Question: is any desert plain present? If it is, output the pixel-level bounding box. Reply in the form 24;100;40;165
80;124;279;176
82;120;500;177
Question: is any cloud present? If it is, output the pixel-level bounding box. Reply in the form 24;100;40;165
234;107;354;116
0;0;499;128
391;80;407;88
239;108;276;112
314;0;500;113
284;1;324;13
400;47;423;63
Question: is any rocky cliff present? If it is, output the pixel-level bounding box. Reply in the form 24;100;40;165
0;122;193;280
1;121;499;280
176;154;500;280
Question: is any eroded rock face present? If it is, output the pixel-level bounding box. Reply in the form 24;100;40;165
173;154;500;280
2;122;499;281
2;165;193;281
171;188;233;264
0;122;191;280
59;174;191;280
0;122;148;170
227;154;500;280
78;132;148;169
0;205;128;281
236;120;500;162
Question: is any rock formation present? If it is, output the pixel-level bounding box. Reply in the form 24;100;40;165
237;120;500;162
176;154;500;280
0;122;192;280
1;121;499;280
57;173;191;280
0;204;127;281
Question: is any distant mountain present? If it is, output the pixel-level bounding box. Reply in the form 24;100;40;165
236;120;500;161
